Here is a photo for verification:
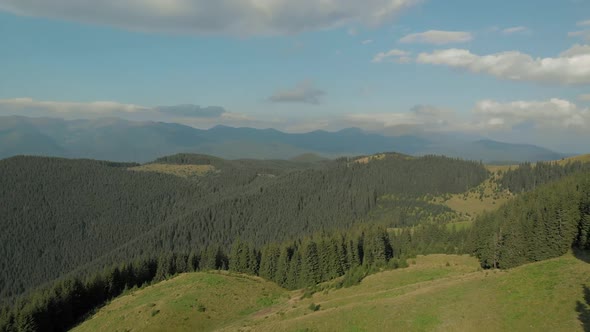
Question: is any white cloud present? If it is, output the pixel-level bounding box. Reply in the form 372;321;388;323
0;0;420;36
372;49;411;63
362;39;374;45
416;44;590;85
577;19;590;27
569;30;590;41
559;44;590;56
579;93;590;102
472;98;589;130
268;81;325;105
341;98;590;152
502;26;529;35
399;30;472;45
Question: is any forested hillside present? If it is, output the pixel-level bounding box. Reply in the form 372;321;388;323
472;171;590;268
0;153;488;303
497;161;590;193
0;219;474;332
3;154;590;332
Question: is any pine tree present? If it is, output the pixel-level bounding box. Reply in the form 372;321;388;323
188;252;200;272
200;245;221;271
301;241;321;286
286;251;301;289
229;239;245;273
275;246;291;287
259;244;280;281
154;254;174;281
247;247;260;275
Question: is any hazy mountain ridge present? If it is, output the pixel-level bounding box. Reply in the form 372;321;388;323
0;115;565;163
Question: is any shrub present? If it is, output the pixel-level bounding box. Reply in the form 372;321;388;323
308;303;320;312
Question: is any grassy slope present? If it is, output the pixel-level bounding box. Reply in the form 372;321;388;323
75;253;590;332
128;163;216;178
72;272;288;332
228;253;590;332
435;166;513;221
555;154;590;166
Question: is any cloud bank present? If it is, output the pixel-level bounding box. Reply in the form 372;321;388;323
416;44;590;84
0;0;420;36
1;96;588;152
154;105;226;118
0;98;147;114
0;98;238;125
472;98;588;130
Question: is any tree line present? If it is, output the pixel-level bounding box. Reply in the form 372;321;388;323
0;221;473;332
496;160;590;193
471;171;590;269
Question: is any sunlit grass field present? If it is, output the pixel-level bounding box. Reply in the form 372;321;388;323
128;163;216;177
75;253;590;332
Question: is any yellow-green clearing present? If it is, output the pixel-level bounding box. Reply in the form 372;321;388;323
432;170;512;220
554;154;590;166
74;253;590;332
128;163;216;178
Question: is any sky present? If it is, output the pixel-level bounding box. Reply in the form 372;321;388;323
0;0;589;152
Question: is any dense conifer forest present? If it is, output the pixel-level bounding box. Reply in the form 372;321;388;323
472;171;590;269
0;153;487;304
3;153;590;332
496;161;590;193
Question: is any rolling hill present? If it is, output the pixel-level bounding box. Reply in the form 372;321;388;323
72;252;590;332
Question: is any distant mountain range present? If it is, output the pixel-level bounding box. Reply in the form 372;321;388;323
0;115;565;163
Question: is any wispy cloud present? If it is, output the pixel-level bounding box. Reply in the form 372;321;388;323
269;81;326;105
577;19;590;27
502;26;529;35
154;105;227;118
372;49;411;63
569;30;590;41
362;39;374;45
399;30;472;45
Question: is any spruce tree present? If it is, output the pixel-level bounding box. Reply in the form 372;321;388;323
301;241;321;286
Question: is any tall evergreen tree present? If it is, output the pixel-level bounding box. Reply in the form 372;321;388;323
301;241;321;286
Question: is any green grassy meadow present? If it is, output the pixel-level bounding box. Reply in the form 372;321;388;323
74;253;590;332
72;272;287;332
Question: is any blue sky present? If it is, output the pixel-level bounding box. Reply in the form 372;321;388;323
0;0;589;152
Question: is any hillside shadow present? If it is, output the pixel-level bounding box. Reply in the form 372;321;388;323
577;285;590;332
573;248;590;264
